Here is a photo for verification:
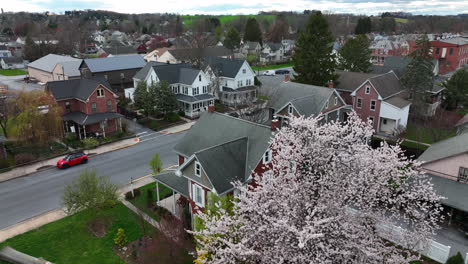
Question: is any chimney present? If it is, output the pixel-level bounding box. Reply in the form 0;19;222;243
328;80;334;89
208;105;215;113
271;117;279;131
284;74;290;82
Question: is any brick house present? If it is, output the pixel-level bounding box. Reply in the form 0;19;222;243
152;107;273;218
46;78;122;139
335;71;411;135
369;39;410;65
430;36;468;75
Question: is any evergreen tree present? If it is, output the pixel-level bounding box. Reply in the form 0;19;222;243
443;68;468;109
133;81;156;116
401;34;434;113
338;35;372;73
224;27;241;50
292;11;337;86
155;81;178;114
355;17;372;34
244;18;262;44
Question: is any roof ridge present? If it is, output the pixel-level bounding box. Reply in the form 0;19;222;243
194;136;248;155
212;112;270;129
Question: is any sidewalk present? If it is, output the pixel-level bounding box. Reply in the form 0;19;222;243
0;137;140;183
160;120;195;134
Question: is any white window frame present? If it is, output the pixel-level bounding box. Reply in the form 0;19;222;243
325;100;329;109
288;104;293;115
370;100;376;111
97;88;105;97
192;184;205;207
458;167;468;182
242;69;246;74
263;149;272;164
195;161;201;177
365;85;371;94
334;96;338;106
356;97;363;109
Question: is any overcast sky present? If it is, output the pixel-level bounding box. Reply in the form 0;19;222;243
2;0;468;15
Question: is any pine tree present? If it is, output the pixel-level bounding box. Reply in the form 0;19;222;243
244;18;262;44
401;34;434;114
133;81;156;116
155;81;178;114
355;17;372;34
443;68;468;109
338;35;372;73
292;11;337;86
224;27;241;50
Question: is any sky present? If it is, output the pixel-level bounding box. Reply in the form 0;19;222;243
2;0;468;15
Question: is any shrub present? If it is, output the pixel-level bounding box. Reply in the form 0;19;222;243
177;110;185;117
63;132;82;148
165;112;181;122
14;153;35;165
446;252;464;264
0;158;13;169
149;120;160;130
124;189;141;200
146;189;154;208
82;137;99;149
153;204;171;218
114;228;128;248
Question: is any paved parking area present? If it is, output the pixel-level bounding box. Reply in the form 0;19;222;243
0;74;44;92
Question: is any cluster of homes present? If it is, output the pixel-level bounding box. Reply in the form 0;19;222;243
0;43;25;70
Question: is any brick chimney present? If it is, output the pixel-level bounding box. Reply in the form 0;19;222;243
271;117;279;131
208;105;215;113
284;74;290;82
328;80;334;89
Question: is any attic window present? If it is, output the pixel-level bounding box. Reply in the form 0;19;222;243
334;97;338;106
365;85;370;94
195;161;201;177
325;100;329;109
242;69;246;74
97;88;104;97
199;75;201;82
288;105;293;115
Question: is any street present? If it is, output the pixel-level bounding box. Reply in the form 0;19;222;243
0;130;186;229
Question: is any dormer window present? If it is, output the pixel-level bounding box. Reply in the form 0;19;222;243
97;88;104;97
288;104;293;115
195;161;201;177
365;85;370;94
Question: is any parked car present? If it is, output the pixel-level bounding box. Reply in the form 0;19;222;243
263;70;275;76
57;152;88;169
275;69;290;75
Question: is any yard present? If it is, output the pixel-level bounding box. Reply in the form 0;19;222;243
126;182;174;221
0;69;27;76
252;63;293;71
403;122;456;144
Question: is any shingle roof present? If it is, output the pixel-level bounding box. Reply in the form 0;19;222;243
1;57;23;64
153;171;189;197
426;173;468;212
384;96;411;109
336;71;380;92
176;94;215;103
57;60;82;77
151;63;200;85
265;42;282;51
62;112;122;125
47;78;112;101
28;54;80;73
0;45;7;50
174;112;271;182
83;55;145;73
195;137;248;194
102;46;137;55
368;72;405;99
244;41;260;50
133;61;167;80
438;37;468;46
271;81;334;116
418;133;468;163
204;57;246;78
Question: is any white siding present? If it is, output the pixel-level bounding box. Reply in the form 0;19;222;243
156;51;178;64
380;101;410;127
233;61;255;89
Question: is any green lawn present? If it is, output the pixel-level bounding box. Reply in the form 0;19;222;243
252;63;293;71
395;18;409;23
0;203;147;264
403;123;456;144
0;69;27;76
182;14;274;26
127;182;173;221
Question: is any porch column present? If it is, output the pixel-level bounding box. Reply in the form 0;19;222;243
119;118;122;131
83;125;87;139
172;190;176;214
78;124;82;140
156;181;160;205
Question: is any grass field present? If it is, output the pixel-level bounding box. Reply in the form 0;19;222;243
395;18;409;23
0;69;27;76
182;14;275;26
0;203;147;264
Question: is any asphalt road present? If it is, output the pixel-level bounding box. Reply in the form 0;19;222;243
0;131;186;229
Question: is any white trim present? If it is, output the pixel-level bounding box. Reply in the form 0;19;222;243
275;102;300;116
192;183;205;207
262;148;272;164
195;161;201;177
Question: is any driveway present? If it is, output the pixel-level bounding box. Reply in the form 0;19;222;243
0;74;44;92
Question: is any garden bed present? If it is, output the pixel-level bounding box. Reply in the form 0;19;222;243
125;182;173;221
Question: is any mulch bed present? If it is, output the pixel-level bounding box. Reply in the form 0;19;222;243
87;216;111;238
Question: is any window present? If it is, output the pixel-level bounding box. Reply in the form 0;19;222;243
365;85;371;94
184;87;188;94
233;94;237;101
96;88;104;97
199;75;201;82
263;149;272;164
192;184;204;207
356;98;362;109
334;96;338;106
325;100;329;109
436;47;440;54
288;104;293;115
120;72;125;79
203;86;207;93
242;69;246;74
370;100;376;111
195;161;201;177
65;101;71;112
449;48;454;55
107;100;112;112
193;87;199;95
91;102;97;113
369;116;374;124
224;94;228;99
458;167;468;182
383;119;387;125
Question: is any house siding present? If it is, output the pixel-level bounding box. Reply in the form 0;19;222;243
182;159;214;190
352;81;381;131
421;153;468;181
431;41;468;75
28;67;54;83
85;85;117;115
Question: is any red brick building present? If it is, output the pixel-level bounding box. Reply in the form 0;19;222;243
430;36;468;75
46;78;123;139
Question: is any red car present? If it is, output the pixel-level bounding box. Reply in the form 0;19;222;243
57;152;88;169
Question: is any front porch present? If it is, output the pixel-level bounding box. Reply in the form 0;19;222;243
152;170;190;219
62;112;123;139
176;94;216;119
220;86;258;106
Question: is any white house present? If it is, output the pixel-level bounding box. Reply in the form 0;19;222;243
0;45;11;58
133;62;215;118
203;57;257;105
0;57;25;69
260;42;286;64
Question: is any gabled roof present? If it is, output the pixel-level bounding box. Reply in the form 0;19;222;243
83;55;145;73
265;42;282;51
271;81;334;116
152;63;200;85
367;72;405;99
203;57;246;78
336;71;380;92
133;61;167;80
47;78;113;101
418;133;468;163
174;112;271;183
57;60;82;77
28;54;80;73
243;41;260;50
384;96;411;109
195;137;248;194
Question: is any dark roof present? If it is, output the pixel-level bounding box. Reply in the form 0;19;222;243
426;174;468;212
204;57;246;78
102;46;137;55
265;42;282;51
47;78;112;101
336;71;380;92
62;112;122;125
152;63;200;85
176;94;215;103
133;61;167;80
168;46;233;61
371;65;405;78
1;57;23;64
371;56;438;79
83;55;145;73
153;171;189;197
418;133;468;163
384;96;411;109
0;45;7;50
195;137;247;194
368;72;405;99
271;81;334;116
174;112;271;183
243;41;260;50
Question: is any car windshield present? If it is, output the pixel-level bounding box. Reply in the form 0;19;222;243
64;155;72;161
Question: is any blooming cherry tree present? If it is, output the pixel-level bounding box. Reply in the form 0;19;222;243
192;113;443;264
